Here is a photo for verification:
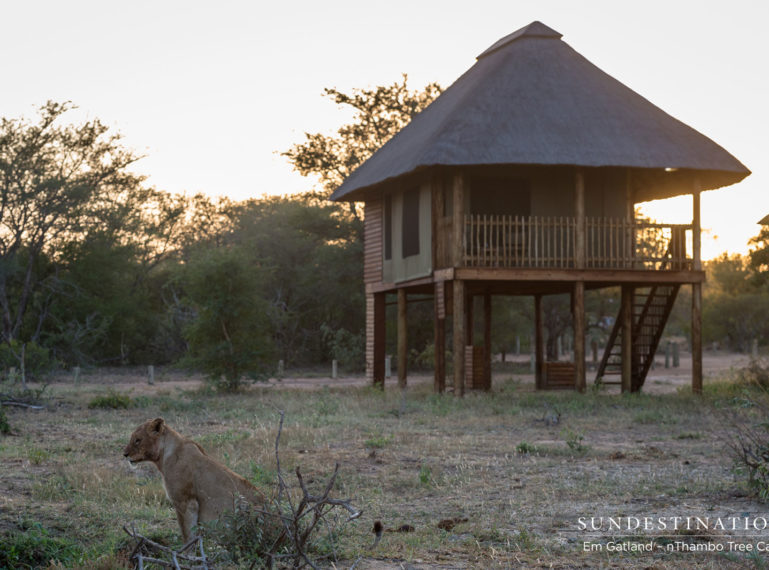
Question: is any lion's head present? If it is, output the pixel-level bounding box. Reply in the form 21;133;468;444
123;417;165;464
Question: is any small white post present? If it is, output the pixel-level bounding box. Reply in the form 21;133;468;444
277;359;285;379
331;359;338;379
74;366;81;385
385;356;392;379
148;365;155;385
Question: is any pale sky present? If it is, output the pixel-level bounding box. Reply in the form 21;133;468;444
3;0;767;260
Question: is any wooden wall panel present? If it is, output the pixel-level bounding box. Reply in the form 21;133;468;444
364;200;383;284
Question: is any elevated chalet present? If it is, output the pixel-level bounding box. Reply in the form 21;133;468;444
330;21;750;394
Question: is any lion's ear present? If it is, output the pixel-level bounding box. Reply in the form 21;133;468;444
149;418;165;434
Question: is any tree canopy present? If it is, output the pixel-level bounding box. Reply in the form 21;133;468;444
282;75;442;195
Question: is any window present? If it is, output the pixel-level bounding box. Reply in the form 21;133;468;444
470;176;530;216
402;188;420;258
384;195;392;260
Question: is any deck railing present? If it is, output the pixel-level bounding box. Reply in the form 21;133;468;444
463;215;691;270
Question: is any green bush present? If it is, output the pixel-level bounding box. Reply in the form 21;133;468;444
0;340;56;380
321;325;364;373
87;390;133;409
203;497;287;565
0;407;10;435
0;522;82;568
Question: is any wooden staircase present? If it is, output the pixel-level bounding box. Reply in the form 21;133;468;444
595;284;680;391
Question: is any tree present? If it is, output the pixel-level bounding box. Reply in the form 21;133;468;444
0;101;144;345
282;75;442;196
227;194;364;366
702;254;769;352
180;247;273;391
749;223;769;286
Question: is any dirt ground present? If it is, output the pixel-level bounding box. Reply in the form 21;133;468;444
55;349;749;395
2;350;767;569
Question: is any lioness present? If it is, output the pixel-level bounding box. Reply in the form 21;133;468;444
124;418;265;541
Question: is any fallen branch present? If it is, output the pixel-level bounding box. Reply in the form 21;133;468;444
1;400;44;410
123;524;212;570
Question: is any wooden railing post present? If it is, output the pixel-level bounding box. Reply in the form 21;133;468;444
575;169;586;269
452;173;465;268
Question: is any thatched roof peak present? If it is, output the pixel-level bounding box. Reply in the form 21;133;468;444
477;21;562;60
330;21;750;203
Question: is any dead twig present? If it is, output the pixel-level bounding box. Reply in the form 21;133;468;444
123;524;212;570
1;400;44;410
271;409;362;569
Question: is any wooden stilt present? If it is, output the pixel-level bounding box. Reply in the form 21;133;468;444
453;280;465;397
434;282;446;393
367;292;387;388
483;291;492;390
534;294;544;389
691;179;703;394
692;282;703;394
573;281;586;392
621;284;633;393
397;288;407;389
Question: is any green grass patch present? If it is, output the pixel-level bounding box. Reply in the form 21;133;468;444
0;521;83;568
87;390;133;409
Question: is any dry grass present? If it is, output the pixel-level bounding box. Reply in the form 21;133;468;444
0;371;767;568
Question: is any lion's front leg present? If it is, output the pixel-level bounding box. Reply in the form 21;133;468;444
176;498;200;542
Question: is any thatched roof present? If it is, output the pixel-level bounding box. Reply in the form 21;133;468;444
331;21;749;203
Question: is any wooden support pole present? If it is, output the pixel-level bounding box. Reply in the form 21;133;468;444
534;294;544;390
621;284;633;393
453;280;465;397
434;283;446;393
573;281;586;393
367;292;386;388
692;178;703;394
575;169;586;269
397;288;407;389
692;282;703;394
692;179;702;271
452;173;465;268
625;169;635;268
483;291;492;390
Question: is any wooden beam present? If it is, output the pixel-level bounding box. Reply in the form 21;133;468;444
692;282;703;394
573;281;586;392
434;282;446;393
692;179;702;271
483;291;492;390
452;173;465;267
621;284;633;393
454;267;705;284
534;294;544;390
575;168;586;269
453;279;466;397
397;288;407;389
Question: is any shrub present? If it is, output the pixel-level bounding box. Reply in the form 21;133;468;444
203;497;287;565
0;340;56;381
321;325;364;373
733;358;769;389
516;441;535;454
88;390;133;409
0;407;10;435
0;522;82;568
